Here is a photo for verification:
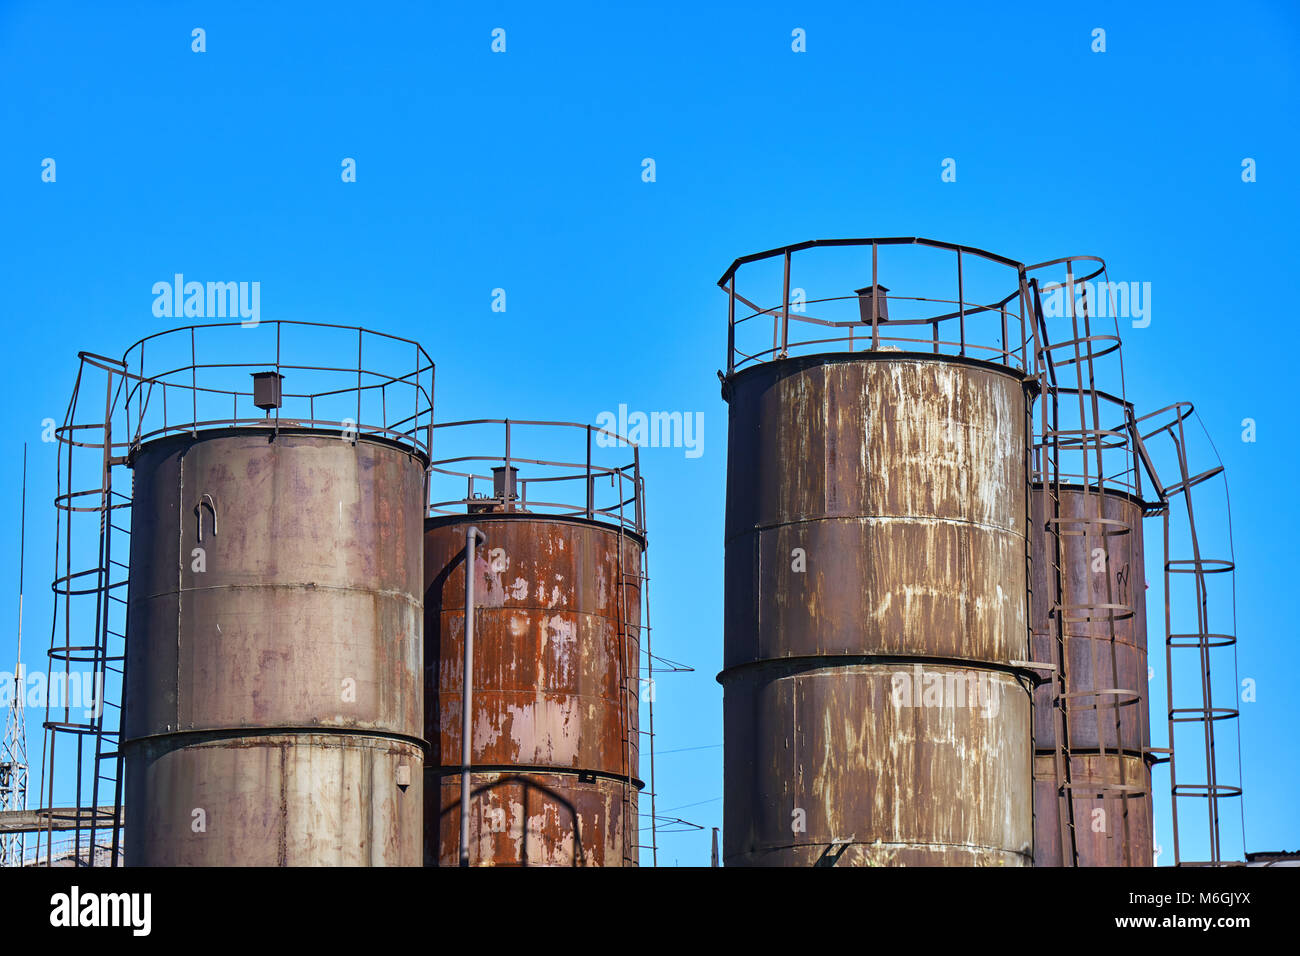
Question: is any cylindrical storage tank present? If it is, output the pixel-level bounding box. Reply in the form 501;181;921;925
722;353;1035;866
1030;485;1153;866
123;429;427;866
424;513;643;866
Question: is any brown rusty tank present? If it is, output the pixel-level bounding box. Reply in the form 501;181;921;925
424;512;643;866
1032;754;1151;867
721;353;1036;866
122;429;427;866
1030;485;1153;866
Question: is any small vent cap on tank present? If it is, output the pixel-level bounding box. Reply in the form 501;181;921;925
493;465;519;502
251;371;284;413
854;284;890;324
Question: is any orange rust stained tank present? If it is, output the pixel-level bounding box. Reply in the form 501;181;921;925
1030;485;1153;866
424;512;643;866
722;353;1036;866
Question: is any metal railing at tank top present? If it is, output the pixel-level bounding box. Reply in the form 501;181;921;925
40;353;133;866
117;320;436;459
427;419;646;538
717;237;1037;376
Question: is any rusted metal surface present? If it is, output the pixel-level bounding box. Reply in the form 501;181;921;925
1032;754;1153;867
726;664;1031;866
424;513;642;866
433;772;630;867
721;353;1035;866
127;734;422;866
123;429;427;867
1029;485;1153;866
1030;487;1149;752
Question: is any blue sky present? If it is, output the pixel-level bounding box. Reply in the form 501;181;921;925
2;1;1297;865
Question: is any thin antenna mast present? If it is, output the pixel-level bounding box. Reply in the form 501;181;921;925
1;445;30;866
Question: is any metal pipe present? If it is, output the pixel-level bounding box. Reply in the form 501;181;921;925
460;525;485;867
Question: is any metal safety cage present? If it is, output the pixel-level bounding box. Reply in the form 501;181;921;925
428;418;644;537
427;418;658;865
36;321;435;867
1026;255;1156;499
37;352;132;867
120;320;436;461
718;237;1036;377
1135;402;1245;866
1024;254;1163;867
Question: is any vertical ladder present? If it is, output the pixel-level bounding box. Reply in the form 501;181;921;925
613;461;658;868
1032;270;1150;866
41;354;131;866
1138;404;1243;866
1030;277;1080;866
626;543;658;867
615;518;636;866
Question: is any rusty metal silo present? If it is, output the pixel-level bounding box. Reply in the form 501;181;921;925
117;322;434;866
1029;487;1152;866
718;239;1038;866
424;420;648;866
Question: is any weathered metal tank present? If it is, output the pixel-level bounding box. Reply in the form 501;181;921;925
1030;485;1153;866
122;429;427;866
424;511;643;866
721;352;1036;866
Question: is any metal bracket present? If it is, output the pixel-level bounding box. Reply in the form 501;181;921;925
194;494;217;542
